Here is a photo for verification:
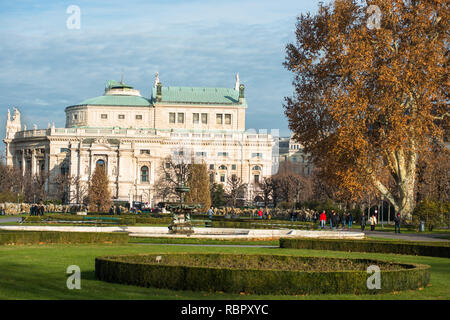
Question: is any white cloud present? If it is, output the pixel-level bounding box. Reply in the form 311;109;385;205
0;0;318;141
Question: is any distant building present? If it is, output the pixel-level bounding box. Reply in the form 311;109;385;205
278;134;313;176
4;74;274;206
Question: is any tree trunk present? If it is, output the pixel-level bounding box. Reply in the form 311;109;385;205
372;147;417;220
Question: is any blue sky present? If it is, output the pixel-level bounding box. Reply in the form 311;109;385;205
0;0;321;141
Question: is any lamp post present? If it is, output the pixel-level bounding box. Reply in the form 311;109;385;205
128;189;133;212
381;196;384;230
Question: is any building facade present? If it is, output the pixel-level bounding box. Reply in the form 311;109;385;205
4;75;275;206
278;134;313;176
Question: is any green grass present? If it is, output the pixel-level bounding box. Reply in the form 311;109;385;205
0;243;448;300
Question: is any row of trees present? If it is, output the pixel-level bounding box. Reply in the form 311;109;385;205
154;155;246;210
0;156;104;211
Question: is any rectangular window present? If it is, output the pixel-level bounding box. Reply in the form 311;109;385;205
140;149;150;155
165;173;170;181
165;162;170;169
177;113;184;123
231;164;236;170
169;112;175;123
218;152;228;157
209;173;214;183
254;174;260;184
201;113;208;124
225;114;231;125
174;150;184;156
101;114;108;119
209;164;214;170
252;153;263;158
136;115;143;120
195;152;207;157
73;114;78;120
118;114;125;119
220;175;225;182
193;113;199;124
216;114;223;124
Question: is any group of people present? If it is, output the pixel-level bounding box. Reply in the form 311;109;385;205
319;210;402;233
319;210;354;230
30;204;45;216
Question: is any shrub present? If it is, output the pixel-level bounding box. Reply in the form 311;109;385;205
0;231;128;245
412;199;448;231
95;253;430;295
279;238;450;258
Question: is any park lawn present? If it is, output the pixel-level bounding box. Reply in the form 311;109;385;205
0;243;448;300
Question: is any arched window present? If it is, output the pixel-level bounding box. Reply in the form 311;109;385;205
218;165;227;170
252;165;261;171
141;166;149;182
96;159;105;168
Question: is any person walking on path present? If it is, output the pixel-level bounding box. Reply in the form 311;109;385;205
313;211;319;224
370;214;377;231
342;212;347;229
360;213;366;231
394;213;401;233
208;207;214;220
347;212;353;229
319;210;326;229
258;209;263;219
331;210;338;230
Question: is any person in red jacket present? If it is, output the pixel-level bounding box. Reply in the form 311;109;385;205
258;209;263;219
319;211;326;229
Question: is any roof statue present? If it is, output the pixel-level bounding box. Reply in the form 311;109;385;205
6;107;22;139
235;72;240;91
154;72;160;88
13;107;20;121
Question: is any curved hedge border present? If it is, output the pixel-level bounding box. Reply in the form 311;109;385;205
279;238;450;258
95;253;430;295
0;231;128;245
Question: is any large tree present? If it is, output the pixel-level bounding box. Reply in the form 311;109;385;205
186;162;211;210
284;0;448;219
225;175;247;207
87;164;112;212
155;155;191;202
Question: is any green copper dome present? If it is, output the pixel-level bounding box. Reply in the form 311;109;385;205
72;95;151;107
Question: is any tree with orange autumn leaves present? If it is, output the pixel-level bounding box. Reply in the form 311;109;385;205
284;0;448;219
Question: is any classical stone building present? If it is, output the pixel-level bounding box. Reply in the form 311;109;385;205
278;134;313;176
4;74;275;206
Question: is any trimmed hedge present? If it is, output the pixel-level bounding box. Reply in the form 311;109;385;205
0;230;129;245
210;220;314;229
279;238;450;258
21;215;172;226
95;253;430;295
